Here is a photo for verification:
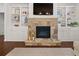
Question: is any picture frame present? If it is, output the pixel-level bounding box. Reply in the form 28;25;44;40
21;7;28;26
11;7;20;27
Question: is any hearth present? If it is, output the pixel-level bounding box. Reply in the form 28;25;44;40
36;26;50;38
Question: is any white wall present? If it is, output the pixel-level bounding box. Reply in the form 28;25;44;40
0;3;5;12
28;3;77;18
4;3;28;41
4;3;57;41
0;13;4;35
4;3;79;41
57;3;79;41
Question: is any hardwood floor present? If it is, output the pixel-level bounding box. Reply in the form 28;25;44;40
2;41;73;56
0;36;73;56
0;35;4;56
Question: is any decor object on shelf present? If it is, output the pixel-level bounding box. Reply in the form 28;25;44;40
67;22;79;27
57;6;76;27
21;7;29;26
11;7;20;27
11;6;29;27
57;7;66;27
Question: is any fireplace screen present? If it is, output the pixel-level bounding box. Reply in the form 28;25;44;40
36;26;50;38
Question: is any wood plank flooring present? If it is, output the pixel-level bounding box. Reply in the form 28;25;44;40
0;36;73;56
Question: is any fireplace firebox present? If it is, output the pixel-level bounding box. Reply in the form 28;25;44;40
36;26;50;38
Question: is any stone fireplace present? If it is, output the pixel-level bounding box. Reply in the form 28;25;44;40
25;18;61;46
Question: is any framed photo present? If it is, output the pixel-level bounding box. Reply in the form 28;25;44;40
11;7;20;27
21;7;28;26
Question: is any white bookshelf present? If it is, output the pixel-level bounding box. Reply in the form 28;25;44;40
56;6;77;28
10;3;29;27
56;6;79;41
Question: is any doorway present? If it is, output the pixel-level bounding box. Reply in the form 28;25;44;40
0;13;4;56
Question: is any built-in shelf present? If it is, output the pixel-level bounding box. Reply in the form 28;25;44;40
56;6;78;27
10;4;29;27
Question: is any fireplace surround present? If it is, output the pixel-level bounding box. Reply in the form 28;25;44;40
25;18;61;46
